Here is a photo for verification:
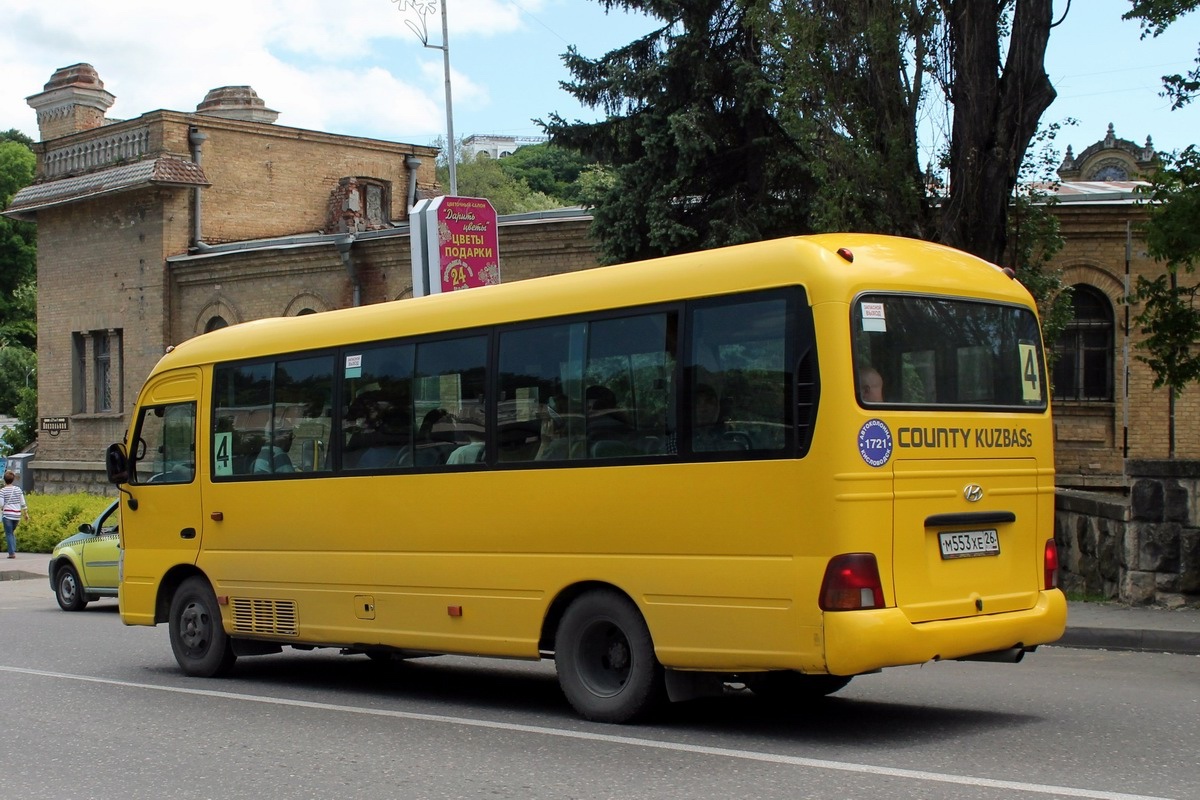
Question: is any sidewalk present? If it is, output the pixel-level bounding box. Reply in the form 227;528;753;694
2;552;1198;655
0;551;49;584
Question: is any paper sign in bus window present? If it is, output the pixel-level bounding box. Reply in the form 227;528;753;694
213;431;233;476
345;354;362;379
1018;343;1041;401
860;302;887;332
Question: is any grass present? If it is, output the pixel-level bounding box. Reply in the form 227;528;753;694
11;493;116;554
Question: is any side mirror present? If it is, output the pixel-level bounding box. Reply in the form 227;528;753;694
78;523;96;535
106;442;130;485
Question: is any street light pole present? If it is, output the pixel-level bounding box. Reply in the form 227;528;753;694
439;0;457;195
396;0;457;195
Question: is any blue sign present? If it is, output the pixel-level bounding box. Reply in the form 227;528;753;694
858;419;893;468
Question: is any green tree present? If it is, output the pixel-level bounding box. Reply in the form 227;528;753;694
431;137;562;214
759;0;935;238
438;155;561;215
1126;1;1200;109
0;380;37;456
0;134;37;350
1008;121;1073;350
1116;4;1200;456
496;143;594;205
544;0;819;264
1127;146;1200;454
0;343;35;414
543;0;1062;268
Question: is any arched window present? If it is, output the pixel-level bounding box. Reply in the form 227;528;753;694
1052;285;1114;401
205;316;229;333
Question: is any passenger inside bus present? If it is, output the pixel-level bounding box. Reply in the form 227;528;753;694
447;427;486;464
859;366;884;403
664;383;742;454
585;385;636;456
407;408;458;466
344;388;411;470
690;383;732;452
253;428;296;474
535;395;570;461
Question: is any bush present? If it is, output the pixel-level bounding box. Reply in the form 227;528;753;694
14;493;115;553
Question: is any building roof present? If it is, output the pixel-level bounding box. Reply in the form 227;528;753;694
1028;180;1150;206
2;156;210;220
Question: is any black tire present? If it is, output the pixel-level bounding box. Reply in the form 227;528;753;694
169;576;236;677
749;671;852;702
54;564;88;612
554;589;665;723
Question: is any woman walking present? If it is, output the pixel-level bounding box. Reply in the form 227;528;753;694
1;470;31;558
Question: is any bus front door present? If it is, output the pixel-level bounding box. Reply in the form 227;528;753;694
119;371;203;626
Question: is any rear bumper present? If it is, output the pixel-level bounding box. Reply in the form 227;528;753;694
823;589;1067;675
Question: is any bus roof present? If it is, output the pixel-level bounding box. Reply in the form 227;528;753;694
154;234;1034;372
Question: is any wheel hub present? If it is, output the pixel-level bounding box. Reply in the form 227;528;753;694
179;601;210;654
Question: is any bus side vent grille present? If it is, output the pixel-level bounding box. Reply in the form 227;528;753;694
230;597;299;637
795;349;818;456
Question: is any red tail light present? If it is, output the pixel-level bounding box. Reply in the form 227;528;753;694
1044;539;1060;590
820;553;885;610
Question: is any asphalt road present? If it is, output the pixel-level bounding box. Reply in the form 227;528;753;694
2;580;1197;800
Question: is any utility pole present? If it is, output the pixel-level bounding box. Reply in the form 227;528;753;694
395;0;457;195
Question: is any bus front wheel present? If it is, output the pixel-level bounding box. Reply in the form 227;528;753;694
169;576;236;677
554;590;665;723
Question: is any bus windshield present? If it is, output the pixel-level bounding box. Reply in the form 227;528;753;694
853;294;1047;410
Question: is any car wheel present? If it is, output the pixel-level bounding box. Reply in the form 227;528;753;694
54;565;88;612
554;589;665;723
168;576;236;677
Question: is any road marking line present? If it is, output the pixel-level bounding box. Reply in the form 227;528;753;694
0;664;1177;800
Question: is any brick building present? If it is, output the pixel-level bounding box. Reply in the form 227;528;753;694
2;65;1193;492
1047;125;1200;488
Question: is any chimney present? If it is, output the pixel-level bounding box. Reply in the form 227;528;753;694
26;63;115;142
196;86;279;124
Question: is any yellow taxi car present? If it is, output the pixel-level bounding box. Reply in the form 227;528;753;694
49;500;120;611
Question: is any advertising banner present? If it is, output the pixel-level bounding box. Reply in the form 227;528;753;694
410;196;501;296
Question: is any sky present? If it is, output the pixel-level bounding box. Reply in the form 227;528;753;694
1;0;1198;165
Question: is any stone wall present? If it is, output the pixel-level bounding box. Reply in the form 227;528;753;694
1055;460;1200;607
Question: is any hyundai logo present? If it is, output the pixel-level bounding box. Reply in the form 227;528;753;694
964;484;984;502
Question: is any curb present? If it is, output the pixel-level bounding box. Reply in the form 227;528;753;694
1056;627;1200;656
0;570;44;582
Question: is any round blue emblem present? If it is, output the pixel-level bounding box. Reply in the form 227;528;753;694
858;419;893;468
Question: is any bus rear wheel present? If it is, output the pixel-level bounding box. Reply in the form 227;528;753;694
554;590;665;723
169;576;236;677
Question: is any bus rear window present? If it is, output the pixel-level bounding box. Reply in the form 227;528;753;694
852;294;1046;410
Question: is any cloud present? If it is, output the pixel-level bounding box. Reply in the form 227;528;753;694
0;0;545;141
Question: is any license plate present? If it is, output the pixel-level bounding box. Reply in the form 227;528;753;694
938;529;999;559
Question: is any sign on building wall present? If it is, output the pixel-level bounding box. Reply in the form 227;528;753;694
410;196;501;297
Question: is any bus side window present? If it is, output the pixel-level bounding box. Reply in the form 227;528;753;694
342;343;415;472
212;355;335;479
497;322;583;463
414;335;489;469
132;402;197;484
686;293;794;455
582;312;675;460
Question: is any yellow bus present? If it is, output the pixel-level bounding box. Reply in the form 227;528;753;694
105;234;1066;723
